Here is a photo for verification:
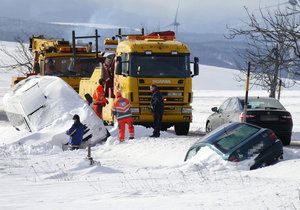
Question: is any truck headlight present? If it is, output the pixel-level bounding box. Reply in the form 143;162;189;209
131;108;140;114
182;108;192;114
167;92;183;96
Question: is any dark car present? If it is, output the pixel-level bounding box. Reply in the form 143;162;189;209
185;122;283;170
206;97;293;145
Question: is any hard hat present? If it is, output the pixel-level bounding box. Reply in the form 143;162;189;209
116;90;122;98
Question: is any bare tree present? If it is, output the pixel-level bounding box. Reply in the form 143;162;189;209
227;7;298;98
273;7;300;70
0;36;33;75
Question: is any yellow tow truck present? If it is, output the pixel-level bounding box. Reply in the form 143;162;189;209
12;30;103;92
79;30;199;135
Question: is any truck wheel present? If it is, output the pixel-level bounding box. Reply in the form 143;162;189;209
174;123;190;135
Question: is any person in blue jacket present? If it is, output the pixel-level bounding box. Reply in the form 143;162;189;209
66;114;85;150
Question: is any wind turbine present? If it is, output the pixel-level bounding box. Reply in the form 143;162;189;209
166;0;180;34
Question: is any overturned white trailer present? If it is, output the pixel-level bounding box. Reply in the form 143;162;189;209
3;76;108;146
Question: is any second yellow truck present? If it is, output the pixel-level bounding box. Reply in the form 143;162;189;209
12;30;103;92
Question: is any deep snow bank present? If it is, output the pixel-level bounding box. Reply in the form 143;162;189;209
182;146;256;171
3;76;107;147
183;145;300;172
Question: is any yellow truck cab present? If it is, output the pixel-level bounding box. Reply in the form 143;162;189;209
80;30;199;135
12;30;103;92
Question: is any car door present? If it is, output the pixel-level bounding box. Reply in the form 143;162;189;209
234;137;265;161
223;98;240;124
212;98;231;129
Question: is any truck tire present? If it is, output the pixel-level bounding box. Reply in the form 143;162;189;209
174;123;190;135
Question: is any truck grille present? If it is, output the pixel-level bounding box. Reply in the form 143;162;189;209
138;85;184;106
138;86;184;91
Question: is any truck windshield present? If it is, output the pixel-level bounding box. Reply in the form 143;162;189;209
129;54;190;78
44;57;100;77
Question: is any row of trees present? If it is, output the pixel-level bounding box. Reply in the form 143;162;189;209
227;5;300;98
0;36;34;75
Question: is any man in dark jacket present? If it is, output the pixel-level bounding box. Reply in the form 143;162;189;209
150;84;164;137
66;114;85;150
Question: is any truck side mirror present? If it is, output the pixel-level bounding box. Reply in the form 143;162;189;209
115;56;122;75
193;57;199;76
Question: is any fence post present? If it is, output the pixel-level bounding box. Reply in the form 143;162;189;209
87;142;94;165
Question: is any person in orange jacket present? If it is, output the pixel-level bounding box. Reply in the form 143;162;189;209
112;90;134;142
93;78;108;119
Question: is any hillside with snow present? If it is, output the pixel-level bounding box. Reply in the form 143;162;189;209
0;42;300;209
0;17;244;69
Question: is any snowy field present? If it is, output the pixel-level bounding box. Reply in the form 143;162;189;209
0;41;300;209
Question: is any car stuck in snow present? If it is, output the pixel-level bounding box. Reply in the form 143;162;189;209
3;76;108;146
185;122;283;170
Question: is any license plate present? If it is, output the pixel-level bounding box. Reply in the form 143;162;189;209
260;115;279;121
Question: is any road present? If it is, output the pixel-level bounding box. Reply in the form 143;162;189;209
288;141;300;149
1;108;300;149
184;130;300;149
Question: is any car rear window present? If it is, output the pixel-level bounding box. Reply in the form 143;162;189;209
214;124;260;153
241;98;285;110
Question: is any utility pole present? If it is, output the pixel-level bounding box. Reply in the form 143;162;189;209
278;79;282;101
243;62;251;123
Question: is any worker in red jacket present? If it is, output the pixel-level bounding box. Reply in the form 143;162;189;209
112;90;134;142
93;78;108;119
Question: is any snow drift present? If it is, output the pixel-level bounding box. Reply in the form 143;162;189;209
1;71;300;209
3;76;107;146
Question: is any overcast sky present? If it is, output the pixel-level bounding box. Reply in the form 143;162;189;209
1;0;291;33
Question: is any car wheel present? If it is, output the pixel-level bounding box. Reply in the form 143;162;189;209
206;121;212;133
280;135;291;146
250;161;266;170
250;154;281;170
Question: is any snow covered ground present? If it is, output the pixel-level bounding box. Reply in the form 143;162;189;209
0;41;300;209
